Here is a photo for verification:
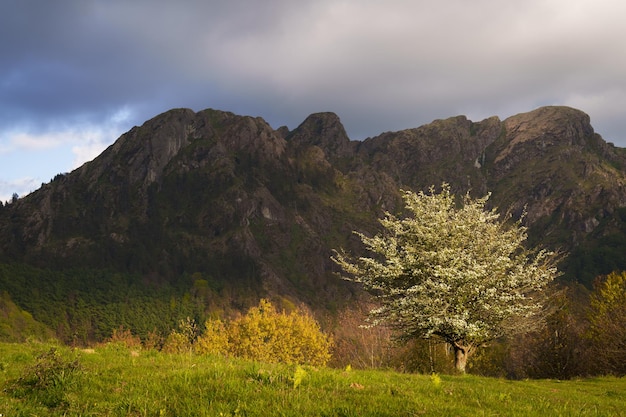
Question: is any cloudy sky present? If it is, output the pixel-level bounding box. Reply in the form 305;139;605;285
2;0;626;202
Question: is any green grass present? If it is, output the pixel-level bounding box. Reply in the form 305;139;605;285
1;342;624;416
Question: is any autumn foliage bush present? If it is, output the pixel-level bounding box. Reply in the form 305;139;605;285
107;326;143;348
195;299;332;366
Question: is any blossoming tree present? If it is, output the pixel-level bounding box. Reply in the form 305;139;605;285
332;184;560;372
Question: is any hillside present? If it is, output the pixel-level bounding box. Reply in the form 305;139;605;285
1;105;626;340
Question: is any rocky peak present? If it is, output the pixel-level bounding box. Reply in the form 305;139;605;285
76;108;198;189
479;106;626;250
78;108;285;191
357;114;502;192
495;106;595;166
286;112;354;160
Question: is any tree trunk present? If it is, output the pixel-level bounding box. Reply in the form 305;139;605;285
452;343;473;373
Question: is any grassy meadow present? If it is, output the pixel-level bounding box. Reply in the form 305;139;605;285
0;341;624;416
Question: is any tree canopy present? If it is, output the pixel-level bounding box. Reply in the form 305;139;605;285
333;184;560;372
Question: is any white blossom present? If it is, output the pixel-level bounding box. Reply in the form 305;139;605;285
332;184;561;371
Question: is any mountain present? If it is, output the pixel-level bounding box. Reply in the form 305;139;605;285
2;105;626;316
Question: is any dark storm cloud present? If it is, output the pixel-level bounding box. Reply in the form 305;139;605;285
1;0;318;132
4;0;626;136
2;0;626;201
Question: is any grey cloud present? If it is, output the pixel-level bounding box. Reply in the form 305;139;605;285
1;0;626;146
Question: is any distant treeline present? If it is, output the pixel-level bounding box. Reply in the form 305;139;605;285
0;263;241;344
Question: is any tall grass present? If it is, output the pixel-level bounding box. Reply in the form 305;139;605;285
1;342;624;416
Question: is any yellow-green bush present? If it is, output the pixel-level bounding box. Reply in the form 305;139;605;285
195;319;229;356
196;299;332;366
587;271;626;375
162;317;198;354
162;331;190;354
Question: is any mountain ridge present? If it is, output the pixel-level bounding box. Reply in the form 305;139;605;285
2;105;626;310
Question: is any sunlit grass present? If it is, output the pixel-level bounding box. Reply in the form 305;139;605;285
1;342;624;416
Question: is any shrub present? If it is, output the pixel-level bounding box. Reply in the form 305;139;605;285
198;299;332;366
107;326;142;348
142;329;163;350
5;347;81;408
195;319;229;356
162;317;199;354
330;304;396;369
586;271;626;375
162;331;190;354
